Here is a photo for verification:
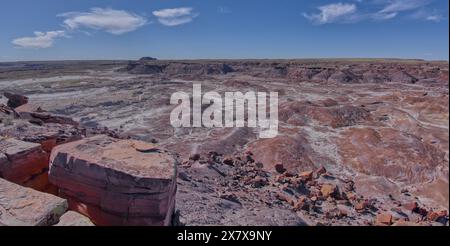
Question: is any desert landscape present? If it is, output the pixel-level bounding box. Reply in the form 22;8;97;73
0;58;448;226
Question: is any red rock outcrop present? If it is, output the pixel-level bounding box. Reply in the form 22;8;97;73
16;103;80;126
0;178;68;226
1;102;85;193
1;121;84;153
0;138;51;192
49;135;178;226
4;92;28;108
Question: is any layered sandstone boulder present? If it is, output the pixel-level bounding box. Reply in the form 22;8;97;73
0;178;68;226
0;138;51;191
49;135;178;226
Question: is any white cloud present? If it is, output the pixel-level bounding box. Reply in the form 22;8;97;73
425;14;443;22
305;0;441;24
303;3;357;25
152;7;198;26
59;8;147;35
374;0;433;20
411;9;445;22
372;11;398;20
378;0;431;14
12;31;66;49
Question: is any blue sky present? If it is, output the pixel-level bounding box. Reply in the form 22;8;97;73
0;0;448;61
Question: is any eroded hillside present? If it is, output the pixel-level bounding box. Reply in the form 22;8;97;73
1;59;448;226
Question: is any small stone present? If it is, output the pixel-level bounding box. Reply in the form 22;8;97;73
251;176;268;188
54;211;95;226
223;156;234;166
255;162;264;169
289;177;303;187
337;205;350;217
275;163;286;174
344;192;357;201
131;141;159;153
403;202;418;212
427;211;440;221
343;181;355;192
29;119;44;126
246;155;255;163
299;171;314;181
178;171;191;182
417;207;428;217
276;192;294;206
320;184;338;198
376;213;393;225
190;153;201;161
274;175;287;183
392;220;421;226
316;166;327;177
293;196;310;211
355;200;368;212
219;192;241;204
437;210;448;217
426;210;447;222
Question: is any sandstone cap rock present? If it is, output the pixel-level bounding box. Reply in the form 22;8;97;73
49;135;177;186
0;138;49;185
48;135;178;226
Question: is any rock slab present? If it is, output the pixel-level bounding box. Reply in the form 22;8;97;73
0;138;50;191
0;178;68;226
49;135;178;226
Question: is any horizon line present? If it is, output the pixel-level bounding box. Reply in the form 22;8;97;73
1;57;449;63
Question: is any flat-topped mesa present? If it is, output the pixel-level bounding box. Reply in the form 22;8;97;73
48;135;178;226
0;178;68;226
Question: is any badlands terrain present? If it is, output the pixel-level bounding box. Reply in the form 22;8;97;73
0;58;449;226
